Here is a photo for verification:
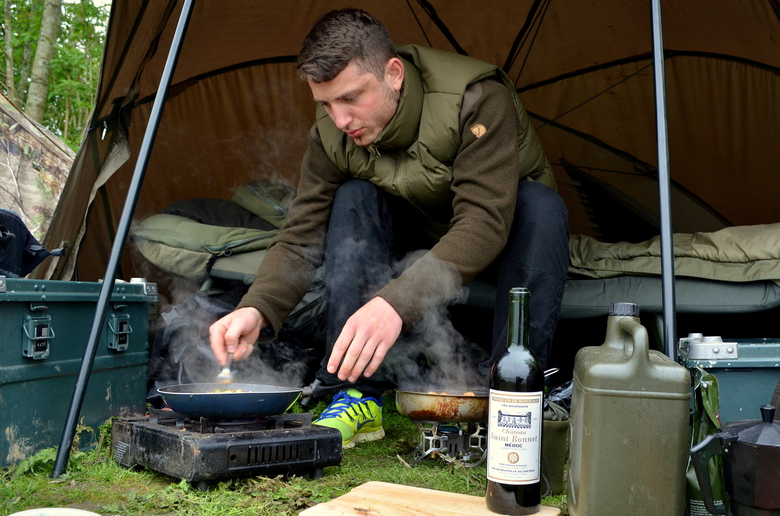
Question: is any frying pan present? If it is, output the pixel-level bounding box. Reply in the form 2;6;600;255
395;389;489;422
158;383;312;419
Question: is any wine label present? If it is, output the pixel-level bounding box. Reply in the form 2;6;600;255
486;389;543;485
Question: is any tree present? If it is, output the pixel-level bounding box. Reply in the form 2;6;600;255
3;0;16;102
24;0;62;121
1;0;107;149
45;0;107;147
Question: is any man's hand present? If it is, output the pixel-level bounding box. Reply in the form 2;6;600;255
209;307;264;366
328;296;403;383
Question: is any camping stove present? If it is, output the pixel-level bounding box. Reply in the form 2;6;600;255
409;420;487;468
111;410;342;490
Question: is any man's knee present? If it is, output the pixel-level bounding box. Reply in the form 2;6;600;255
515;181;568;224
332;179;382;212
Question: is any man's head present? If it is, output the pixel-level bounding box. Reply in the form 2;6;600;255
297;9;397;84
297;9;404;147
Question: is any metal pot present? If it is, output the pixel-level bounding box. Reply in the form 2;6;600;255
690;404;780;516
158;383;312;419
395;389;489;422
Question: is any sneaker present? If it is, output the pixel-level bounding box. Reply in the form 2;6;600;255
313;389;384;449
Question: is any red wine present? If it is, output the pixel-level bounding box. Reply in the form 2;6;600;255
486;287;544;514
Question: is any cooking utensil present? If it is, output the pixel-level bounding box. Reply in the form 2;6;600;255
395;368;557;423
395;389;489;422
158;383;312;419
691;404;780;515
215;352;234;384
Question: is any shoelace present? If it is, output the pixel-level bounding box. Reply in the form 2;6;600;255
319;391;375;422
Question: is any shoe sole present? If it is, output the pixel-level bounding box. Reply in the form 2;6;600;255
343;427;385;450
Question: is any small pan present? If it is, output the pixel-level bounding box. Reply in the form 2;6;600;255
395;389;489;422
158;383;308;419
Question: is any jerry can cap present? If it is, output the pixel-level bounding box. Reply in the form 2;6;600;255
609;302;639;317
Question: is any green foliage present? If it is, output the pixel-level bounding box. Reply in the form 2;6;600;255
44;0;108;149
2;0;108;150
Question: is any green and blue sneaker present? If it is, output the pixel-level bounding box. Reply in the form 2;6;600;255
313;389;384;449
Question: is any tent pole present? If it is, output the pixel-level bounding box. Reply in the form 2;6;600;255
52;0;197;478
650;0;677;360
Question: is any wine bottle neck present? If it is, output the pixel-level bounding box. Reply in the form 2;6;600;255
506;287;530;350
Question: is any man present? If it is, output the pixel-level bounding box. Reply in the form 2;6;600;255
209;9;569;449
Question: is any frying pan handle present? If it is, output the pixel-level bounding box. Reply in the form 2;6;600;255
301;385;313;399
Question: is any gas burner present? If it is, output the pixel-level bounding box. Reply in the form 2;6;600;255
152;409;311;434
111;412;341;490
410;420;487;468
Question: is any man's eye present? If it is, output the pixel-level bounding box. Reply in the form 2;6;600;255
344;96;357;102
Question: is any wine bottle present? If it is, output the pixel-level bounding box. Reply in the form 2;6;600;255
486;287;544;514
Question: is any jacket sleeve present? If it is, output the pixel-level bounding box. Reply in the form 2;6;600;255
236;125;348;340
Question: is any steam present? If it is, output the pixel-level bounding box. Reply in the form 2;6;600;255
382;250;489;393
152;291;309;390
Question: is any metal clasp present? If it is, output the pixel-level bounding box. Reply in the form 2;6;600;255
22;314;55;360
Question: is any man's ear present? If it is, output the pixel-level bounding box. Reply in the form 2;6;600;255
386;57;404;93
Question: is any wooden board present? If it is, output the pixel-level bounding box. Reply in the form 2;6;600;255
299;481;562;516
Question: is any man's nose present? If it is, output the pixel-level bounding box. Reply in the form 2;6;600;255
331;105;353;130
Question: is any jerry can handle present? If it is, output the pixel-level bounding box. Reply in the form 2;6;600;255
617;316;650;367
689;434;728;515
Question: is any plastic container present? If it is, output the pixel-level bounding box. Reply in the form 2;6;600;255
567;302;691;516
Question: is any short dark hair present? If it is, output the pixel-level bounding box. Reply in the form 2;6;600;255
296;9;398;83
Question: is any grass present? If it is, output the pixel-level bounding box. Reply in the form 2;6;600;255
0;396;568;516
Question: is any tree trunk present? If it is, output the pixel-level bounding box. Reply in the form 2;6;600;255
18;42;32;101
25;0;63;122
3;0;16;103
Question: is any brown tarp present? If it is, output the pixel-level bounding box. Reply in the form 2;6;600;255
37;1;780;289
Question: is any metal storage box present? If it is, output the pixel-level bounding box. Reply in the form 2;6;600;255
679;334;780;424
0;276;157;467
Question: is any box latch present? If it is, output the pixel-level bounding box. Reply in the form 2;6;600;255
22;314;55;360
107;313;133;352
678;333;739;361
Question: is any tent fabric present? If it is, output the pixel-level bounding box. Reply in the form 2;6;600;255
36;1;780;291
0;92;74;243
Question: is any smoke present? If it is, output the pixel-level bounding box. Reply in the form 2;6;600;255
150;288;310;392
382;250;489;393
142;265;311;394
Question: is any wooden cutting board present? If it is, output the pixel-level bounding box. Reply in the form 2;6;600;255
299;481;562;516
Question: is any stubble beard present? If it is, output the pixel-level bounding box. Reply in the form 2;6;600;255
352;83;401;147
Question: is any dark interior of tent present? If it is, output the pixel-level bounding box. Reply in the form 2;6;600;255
33;1;780;389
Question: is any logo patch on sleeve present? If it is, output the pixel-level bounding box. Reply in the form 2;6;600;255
470;124;487;138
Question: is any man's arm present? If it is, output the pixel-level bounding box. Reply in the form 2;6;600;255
234;126;348;340
376;78;542;326
209;126;347;363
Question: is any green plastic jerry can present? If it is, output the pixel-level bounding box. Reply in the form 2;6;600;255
567;302;691;516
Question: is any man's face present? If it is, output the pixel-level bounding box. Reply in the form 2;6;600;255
309;59;403;147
